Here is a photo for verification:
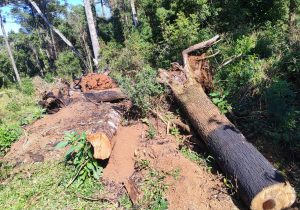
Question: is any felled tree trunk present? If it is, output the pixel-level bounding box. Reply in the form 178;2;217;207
86;104;123;160
39;74;131;160
159;36;296;210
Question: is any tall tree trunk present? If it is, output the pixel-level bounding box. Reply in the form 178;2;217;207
50;29;58;59
289;0;297;33
29;0;88;70
84;0;101;70
82;32;93;71
30;45;44;77
100;0;105;17
0;13;21;85
130;0;138;27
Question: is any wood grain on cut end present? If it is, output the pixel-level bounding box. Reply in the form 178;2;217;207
251;182;296;210
87;132;112;160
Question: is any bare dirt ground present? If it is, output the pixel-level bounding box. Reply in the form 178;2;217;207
3;99;241;210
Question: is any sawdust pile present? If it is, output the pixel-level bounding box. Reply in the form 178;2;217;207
80;73;117;92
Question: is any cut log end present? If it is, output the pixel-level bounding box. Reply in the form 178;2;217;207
251;182;296;210
87;132;112;160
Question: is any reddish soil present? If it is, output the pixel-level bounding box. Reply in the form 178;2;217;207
103;124;142;183
79;73;117;92
4;101;112;164
3;100;240;209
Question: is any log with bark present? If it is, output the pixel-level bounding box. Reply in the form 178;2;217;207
86;104;123;160
40;74;131;160
159;35;296;210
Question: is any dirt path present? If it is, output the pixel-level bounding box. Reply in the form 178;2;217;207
3;102;240;209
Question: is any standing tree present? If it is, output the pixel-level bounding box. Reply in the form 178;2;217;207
29;0;88;70
0;13;21;84
84;0;100;70
130;0;138;27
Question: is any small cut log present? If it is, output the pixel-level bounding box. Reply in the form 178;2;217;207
86;104;124;160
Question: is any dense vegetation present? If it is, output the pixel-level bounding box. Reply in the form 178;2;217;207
0;0;299;200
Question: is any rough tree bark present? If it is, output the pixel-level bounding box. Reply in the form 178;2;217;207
0;13;21;85
159;36;296;210
86;104;122;159
84;0;101;69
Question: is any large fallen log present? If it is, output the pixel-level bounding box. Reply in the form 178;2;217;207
159;35;296;210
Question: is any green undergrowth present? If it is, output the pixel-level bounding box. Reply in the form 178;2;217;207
57;132;103;187
134;160;169;210
0;78;44;155
0;161;114;209
180;146;214;173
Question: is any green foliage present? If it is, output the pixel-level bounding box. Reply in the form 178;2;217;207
209;91;232;114
264;79;300;148
215;35;266;93
56;132;103;186
0;84;42;155
180;146;214;172
142;118;157;139
55;51;81;79
180;146;205;166
19;107;45;126
170;127;180;137
0;125;21;155
44;72;56;83
136;159;151;170
113;66;164;115
5;100;21;112
140;169;169;210
118;194;133;209
20;77;35;96
100;32;154;72
0;161;113;209
160;12;210;65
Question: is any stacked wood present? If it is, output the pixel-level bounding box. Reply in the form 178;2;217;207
159;35;296;210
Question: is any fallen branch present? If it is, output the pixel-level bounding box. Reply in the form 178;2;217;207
182;35;220;74
150;110;190;133
218;53;242;69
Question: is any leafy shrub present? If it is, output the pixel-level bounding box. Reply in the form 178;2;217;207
140;169;168;210
6;100;21;112
113;66;164;115
44;72;55;83
215;35;266;93
264;80;299;146
265;79;296;129
254;21;286;58
158;12;213;66
20;77;35;96
100;32;154;72
0;125;22;155
55;51;81;79
56;132;103;186
19;107;45;126
209;91;232;114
